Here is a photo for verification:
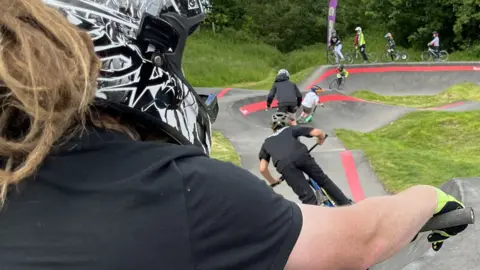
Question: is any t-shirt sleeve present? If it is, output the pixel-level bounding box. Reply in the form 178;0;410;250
258;143;271;162
290;126;313;138
177;156;302;270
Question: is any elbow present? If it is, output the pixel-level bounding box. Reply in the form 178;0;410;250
349;210;388;269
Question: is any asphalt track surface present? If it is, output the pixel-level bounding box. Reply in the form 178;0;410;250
209;62;480;269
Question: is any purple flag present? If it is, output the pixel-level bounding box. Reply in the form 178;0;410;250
327;0;338;45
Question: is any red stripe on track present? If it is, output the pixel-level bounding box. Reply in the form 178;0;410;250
217;88;232;98
306;65;476;89
239;94;364;116
340;151;366;202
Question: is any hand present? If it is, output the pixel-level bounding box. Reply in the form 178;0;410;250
355;46;358;50
427;188;468;251
317;133;326;145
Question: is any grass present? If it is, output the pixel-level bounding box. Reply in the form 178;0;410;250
184;30;325;89
336;110;480;193
210;131;241;166
184;29;477;90
351;83;480;108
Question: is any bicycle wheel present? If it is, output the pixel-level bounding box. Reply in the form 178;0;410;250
399;51;409;61
329;79;339;90
439;50;449;62
342;54;352;64
381;51;394;62
319;188;335;207
366;52;378;63
327;53;337;65
421;51;432;62
343;53;355;64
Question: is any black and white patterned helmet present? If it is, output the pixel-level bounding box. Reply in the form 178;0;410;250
271;112;290;130
43;0;217;154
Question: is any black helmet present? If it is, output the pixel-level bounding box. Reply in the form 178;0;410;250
338;64;344;70
44;0;217;154
271;112;290;130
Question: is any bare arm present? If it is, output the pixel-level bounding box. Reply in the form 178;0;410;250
286;185;438;270
259;159;277;185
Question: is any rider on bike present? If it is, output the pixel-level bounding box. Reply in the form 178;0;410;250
384;32;397;61
329;32;345;64
428;31;440;61
267;69;302;125
336;64;349;87
354;26;369;63
298;86;324;124
259;112;352;205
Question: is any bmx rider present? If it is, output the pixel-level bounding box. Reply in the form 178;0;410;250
336;64;349;87
428;31;441;61
384;32;397;61
267;69;302;125
329;32;345;64
298;86;324;124
259;112;352;205
354;26;369;63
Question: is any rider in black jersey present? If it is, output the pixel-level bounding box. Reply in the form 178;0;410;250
258;112;352;205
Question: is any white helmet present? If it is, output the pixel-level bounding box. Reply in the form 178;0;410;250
271;112;291;130
355;27;362;32
277;69;290;77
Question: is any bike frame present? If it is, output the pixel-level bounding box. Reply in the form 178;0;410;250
428;47;439;57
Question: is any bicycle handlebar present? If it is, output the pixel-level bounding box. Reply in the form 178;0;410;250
419;207;475;232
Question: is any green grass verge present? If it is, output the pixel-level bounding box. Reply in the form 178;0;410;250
210;131;241;166
351;83;480;108
184;30;325;89
336;111;480;193
184;29;477;90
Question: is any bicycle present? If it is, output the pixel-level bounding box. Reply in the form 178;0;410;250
271;135;336;207
328;47;352;65
421;46;449;62
381;47;408;62
329;75;346;90
344;48;378;64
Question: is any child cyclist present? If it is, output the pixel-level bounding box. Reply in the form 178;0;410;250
336;64;349;87
297;85;324;124
258;112;352;205
384;32;397;61
428;31;440;61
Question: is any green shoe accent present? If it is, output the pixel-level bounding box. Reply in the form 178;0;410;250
305;115;313;122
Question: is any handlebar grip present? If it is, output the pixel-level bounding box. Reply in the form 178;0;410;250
419;207;475;232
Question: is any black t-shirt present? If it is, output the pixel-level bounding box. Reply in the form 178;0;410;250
259;126;313;172
0;128;302;270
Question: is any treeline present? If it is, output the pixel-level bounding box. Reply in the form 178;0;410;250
202;0;480;53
